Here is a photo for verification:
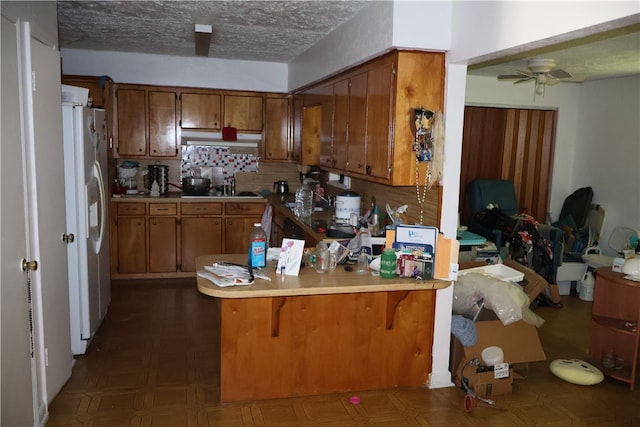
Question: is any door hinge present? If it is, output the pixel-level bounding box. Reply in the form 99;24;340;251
32;71;36;91
21;258;38;272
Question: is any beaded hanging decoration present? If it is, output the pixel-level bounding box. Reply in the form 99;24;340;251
412;108;443;224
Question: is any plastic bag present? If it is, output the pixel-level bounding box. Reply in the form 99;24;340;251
454;272;526;326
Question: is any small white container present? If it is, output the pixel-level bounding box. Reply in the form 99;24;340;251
481;346;504;366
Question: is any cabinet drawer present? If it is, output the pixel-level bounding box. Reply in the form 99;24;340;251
225;202;266;215
117;202;146;216
149;203;177;216
181;202;223;215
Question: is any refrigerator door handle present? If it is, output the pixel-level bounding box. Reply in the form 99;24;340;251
93;161;107;253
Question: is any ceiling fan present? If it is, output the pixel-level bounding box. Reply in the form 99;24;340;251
497;58;573;96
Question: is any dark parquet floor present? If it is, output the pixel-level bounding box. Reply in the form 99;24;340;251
47;279;640;426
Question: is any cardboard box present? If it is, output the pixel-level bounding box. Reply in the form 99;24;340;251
456;361;514;396
502;259;548;303
452;262;547;394
458;259;549;303
451;319;546;397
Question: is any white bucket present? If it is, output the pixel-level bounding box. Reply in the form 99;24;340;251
579;271;595;302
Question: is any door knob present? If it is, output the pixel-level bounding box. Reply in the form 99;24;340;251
62;233;75;244
21;259;38;272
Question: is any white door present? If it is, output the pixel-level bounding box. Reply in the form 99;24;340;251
27;22;74;406
1;15;37;427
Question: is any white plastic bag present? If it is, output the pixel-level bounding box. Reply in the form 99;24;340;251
454;272;525;326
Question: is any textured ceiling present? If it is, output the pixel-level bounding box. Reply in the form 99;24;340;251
57;1;639;81
57;0;371;62
468;22;640;83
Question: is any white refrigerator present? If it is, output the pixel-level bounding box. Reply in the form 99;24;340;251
62;104;110;355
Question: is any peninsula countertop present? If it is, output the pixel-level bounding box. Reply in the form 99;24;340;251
196;254;450;299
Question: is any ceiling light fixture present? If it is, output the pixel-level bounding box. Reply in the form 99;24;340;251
194;24;212;57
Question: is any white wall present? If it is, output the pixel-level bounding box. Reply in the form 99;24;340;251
61;49;289;92
449;1;640;65
573;75;640;255
288;1;453;91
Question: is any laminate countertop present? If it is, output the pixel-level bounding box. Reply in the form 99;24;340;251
196;254;450;299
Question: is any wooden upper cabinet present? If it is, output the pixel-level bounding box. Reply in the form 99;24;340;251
318;83;334;169
301;104;321;166
148;90;178;157
364;58;394;180
263;96;290;161
389;51;444;186
223;95;263;132
332;79;349;170
180;92;222;130
113;85;179;158
62;75;112;108
345;71;368;174
298;50;444;186
114;87;146;157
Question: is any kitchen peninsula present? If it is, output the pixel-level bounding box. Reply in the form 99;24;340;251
196;253;450;402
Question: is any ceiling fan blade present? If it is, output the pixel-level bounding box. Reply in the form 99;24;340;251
513;76;535;84
497;72;532;80
549;69;572;79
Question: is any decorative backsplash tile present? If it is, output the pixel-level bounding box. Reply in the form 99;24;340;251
181;145;259;184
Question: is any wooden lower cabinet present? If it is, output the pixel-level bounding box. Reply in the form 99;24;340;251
589;268;640;390
115;216;146;274
181;217;223;272
111;199;265;278
224;217;260;255
148;217;178;273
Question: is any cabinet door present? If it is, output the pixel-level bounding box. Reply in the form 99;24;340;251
365;61;394;179
332;79;348;170
115;88;146;157
263;97;290;161
301;104;321;166
116;216;146;273
62;75;109;108
181;92;221;129
148;217;177;272
181;217;223;272
290;95;303;163
148;90;178;157
223;95;263;132
346;72;367;174
318;84;334;168
224;217;259;255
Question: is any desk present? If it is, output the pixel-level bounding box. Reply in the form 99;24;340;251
196;254;449;401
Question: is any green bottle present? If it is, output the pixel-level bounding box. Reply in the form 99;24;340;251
380;248;397;278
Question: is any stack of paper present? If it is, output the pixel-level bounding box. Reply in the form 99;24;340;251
197;263;254;287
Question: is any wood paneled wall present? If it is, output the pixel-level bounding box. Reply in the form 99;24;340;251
460;106;556;224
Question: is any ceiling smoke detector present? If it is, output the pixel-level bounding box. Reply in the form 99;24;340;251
497;58;573;97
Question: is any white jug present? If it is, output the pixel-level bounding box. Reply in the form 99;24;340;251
579;271;595;302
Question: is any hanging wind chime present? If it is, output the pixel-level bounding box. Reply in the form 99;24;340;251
411;107;443;224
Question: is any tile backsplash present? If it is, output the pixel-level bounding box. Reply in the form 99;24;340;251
181;145;259;184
